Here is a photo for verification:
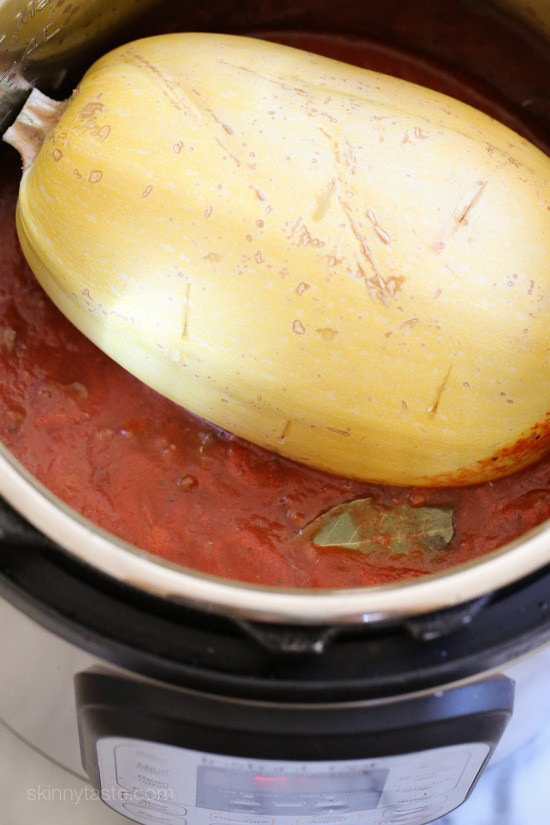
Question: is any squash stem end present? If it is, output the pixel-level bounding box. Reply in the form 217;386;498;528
2;88;66;171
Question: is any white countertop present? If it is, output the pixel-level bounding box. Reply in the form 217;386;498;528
2;718;550;825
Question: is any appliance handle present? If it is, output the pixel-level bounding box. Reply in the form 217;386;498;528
234;594;495;654
75;670;514;825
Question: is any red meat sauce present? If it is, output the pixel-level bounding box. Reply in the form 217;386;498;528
0;32;548;589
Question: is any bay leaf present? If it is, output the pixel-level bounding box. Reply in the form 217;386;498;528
304;497;454;557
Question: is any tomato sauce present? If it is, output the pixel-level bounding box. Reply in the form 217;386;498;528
0;32;548;588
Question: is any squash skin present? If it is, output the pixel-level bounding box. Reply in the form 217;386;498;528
11;32;550;486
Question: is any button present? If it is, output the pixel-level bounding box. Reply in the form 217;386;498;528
122;804;185;825
299;814;362;825
122;800;188;821
209;815;274;825
229;801;263;809
383;817;426;825
382;802;435;824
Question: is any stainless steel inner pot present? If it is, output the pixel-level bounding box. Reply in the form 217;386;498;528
0;0;548;625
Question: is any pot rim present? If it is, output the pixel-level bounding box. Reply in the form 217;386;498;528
1;441;548;625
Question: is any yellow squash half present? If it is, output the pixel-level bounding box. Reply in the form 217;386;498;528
4;33;550;486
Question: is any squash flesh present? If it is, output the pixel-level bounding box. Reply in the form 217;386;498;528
9;32;550;486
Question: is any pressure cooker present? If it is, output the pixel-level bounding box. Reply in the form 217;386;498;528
0;1;549;824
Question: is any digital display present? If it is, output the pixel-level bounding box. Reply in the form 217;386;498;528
196;765;388;814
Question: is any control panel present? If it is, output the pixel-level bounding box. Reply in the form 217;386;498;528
96;736;490;825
